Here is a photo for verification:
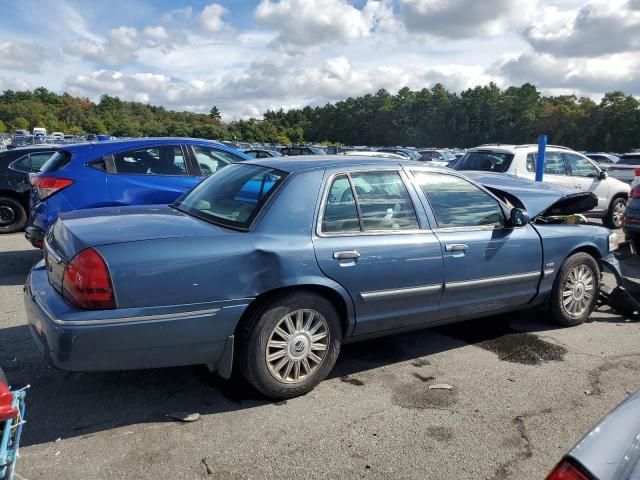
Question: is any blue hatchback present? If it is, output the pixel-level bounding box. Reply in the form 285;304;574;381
26;138;249;247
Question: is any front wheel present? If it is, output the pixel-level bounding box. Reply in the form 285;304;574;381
549;253;600;326
603;197;626;229
237;292;342;399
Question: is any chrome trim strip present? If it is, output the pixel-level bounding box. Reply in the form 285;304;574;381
361;284;442;301
44;238;62;264
37;300;221;326
543;268;555;277
446;271;540;289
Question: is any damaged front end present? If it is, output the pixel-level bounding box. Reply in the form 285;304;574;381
599;252;640;319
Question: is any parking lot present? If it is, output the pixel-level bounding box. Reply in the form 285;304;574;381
1;231;639;479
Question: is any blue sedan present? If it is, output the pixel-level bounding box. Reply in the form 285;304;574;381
24;157;619;399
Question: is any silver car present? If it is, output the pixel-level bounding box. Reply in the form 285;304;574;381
547;390;640;479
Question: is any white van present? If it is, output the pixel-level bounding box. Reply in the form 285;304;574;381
32;127;47;136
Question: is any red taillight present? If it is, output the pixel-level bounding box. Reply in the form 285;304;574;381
631;186;640;199
30;176;74;200
634;168;640;176
62;248;116;309
546;460;590;480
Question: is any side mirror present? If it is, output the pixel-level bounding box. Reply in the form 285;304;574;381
510;208;529;227
599;171;607;180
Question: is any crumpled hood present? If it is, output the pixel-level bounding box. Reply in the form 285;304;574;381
464;172;598;218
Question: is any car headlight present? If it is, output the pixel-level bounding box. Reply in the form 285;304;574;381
609;232;618;252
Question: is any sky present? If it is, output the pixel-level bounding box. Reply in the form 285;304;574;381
0;0;638;120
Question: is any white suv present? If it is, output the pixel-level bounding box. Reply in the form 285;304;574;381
455;144;630;228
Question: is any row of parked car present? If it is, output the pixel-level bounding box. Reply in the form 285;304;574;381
1;139;638;241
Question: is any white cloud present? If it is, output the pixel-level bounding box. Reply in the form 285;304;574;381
399;0;536;39
0;42;47;73
525;0;640;57
255;0;373;51
64;57;501;120
0;76;31;91
496;51;640;95
143;26;170;42
199;3;229;33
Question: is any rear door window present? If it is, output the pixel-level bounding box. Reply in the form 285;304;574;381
321;171;419;234
526;152;568;175
455;152;514;172
113;146;187;175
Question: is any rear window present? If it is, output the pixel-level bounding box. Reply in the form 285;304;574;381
455;152;514;173
39;151;71;172
618;155;640;165
173;163;288;230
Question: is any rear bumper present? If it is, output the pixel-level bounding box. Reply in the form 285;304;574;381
24;261;247;376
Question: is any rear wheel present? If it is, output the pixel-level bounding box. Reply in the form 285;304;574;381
237;291;342;399
549;253;600;326
603;196;626;229
0;196;27;234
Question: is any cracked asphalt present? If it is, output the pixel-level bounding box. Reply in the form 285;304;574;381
1;232;639;479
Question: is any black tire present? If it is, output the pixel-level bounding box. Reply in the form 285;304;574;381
549;253;600;326
237;291;342;399
0;196;27;234
603;196;626;229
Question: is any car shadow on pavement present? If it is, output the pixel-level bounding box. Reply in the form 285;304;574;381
4;307;631;448
0;249;42;286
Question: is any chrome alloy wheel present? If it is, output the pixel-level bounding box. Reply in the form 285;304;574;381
561;265;595;318
266;309;329;384
613;201;626;227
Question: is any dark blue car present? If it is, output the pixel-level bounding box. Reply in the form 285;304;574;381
25;138;249;247
24;157;619;399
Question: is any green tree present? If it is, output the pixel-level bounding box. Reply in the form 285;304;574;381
209;106;222;121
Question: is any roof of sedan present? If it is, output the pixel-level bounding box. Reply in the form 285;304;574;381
245;155;422;172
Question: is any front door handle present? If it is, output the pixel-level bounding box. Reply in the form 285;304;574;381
333;250;360;260
445;244;468;252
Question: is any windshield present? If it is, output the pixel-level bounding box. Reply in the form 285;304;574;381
454;151;514;173
173;163;288;230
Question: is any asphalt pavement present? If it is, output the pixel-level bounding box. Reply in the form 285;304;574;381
1;232;639;480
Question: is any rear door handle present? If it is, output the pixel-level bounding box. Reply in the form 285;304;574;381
445;244;468;252
333;250;360;260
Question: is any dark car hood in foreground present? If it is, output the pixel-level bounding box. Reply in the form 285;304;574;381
465;172;598;218
51;205;236;261
568;389;640;479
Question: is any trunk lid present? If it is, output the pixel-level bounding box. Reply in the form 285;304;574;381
464;172;598;218
45;204;238;263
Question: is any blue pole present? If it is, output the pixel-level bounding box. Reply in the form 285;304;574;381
535;134;547;182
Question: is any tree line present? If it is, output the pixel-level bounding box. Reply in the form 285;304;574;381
0;84;638;152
